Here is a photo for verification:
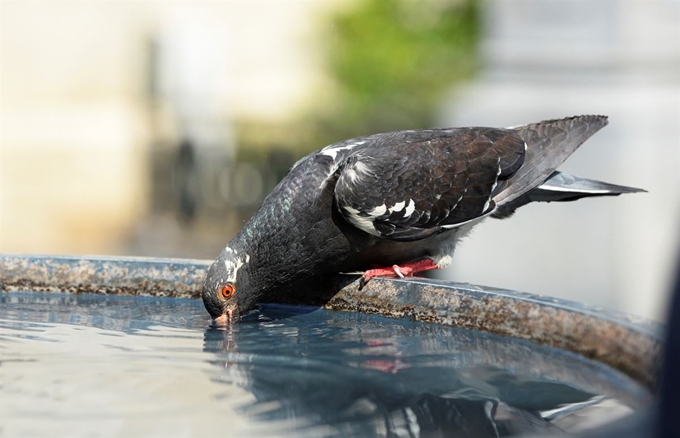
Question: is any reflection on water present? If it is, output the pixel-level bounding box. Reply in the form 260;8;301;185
0;293;646;437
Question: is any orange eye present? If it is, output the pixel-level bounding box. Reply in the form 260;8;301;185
217;284;235;301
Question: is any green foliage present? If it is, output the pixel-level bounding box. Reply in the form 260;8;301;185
316;0;479;141
234;0;479;158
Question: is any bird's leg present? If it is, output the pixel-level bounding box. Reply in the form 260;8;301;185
359;258;438;290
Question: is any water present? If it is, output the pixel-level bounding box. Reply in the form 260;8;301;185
0;292;648;437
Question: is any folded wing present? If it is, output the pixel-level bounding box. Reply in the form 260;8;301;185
333;128;526;241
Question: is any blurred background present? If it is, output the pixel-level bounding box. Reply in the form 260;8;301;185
1;0;678;321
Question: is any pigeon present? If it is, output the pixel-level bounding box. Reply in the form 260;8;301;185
202;115;644;324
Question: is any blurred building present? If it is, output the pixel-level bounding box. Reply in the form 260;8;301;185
439;0;680;320
0;1;341;257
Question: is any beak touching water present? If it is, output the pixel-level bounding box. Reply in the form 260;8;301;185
213;303;238;326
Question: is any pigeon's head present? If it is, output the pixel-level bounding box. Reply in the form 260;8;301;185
202;247;256;325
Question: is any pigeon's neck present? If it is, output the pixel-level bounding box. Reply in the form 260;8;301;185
227;229;347;307
227;220;316;300
224;153;350;302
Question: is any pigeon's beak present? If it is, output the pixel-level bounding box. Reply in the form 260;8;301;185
213;303;238;326
213;313;229;326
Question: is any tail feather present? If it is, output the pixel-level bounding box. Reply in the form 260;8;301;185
532;171;646;201
493;115;610;206
492;171;645;218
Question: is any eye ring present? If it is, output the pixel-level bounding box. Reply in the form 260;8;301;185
217;283;235;301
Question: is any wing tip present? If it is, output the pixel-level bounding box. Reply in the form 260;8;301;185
525;114;609;130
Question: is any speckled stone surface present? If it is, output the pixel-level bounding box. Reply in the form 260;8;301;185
0;254;663;392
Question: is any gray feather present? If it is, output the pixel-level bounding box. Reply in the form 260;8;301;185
493;115;610;206
532;171;646;201
492;171;645;218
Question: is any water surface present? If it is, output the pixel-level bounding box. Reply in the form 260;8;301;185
0;292;647;437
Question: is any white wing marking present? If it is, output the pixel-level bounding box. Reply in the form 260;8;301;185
343;206;381;236
403;199;416;217
320;141;366;160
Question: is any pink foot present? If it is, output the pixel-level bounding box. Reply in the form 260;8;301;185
359;258;438;290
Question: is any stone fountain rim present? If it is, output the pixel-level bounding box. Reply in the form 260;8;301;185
0;253;663;392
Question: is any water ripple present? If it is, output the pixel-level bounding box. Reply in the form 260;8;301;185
0;292;646;437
